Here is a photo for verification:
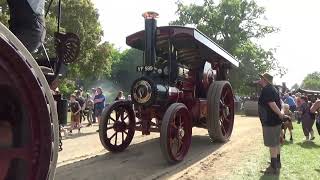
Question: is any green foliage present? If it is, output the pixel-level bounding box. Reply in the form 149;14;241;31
171;0;285;95
230;122;320;180
45;0;114;83
58;79;76;97
301;72;320;91
0;0;9;26
0;0;120;92
111;48;143;91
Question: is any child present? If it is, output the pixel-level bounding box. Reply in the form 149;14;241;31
282;104;294;141
69;94;81;133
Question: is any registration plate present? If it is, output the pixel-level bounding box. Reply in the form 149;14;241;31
136;66;156;72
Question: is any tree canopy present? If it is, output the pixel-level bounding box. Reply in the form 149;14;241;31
1;0;287;96
111;48;143;91
171;0;285;95
301;72;320;91
0;0;119;95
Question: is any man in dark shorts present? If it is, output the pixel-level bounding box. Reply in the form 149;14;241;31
6;0;46;52
257;73;287;174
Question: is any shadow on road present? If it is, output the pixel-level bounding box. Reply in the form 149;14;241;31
259;174;279;180
297;141;320;149
55;135;224;180
62;131;98;140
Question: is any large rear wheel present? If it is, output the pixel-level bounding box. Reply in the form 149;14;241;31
207;81;234;142
160;103;192;164
0;23;58;180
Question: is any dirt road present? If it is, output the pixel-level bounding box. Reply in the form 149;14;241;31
55;115;262;180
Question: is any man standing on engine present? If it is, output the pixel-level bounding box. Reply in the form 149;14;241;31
7;0;45;52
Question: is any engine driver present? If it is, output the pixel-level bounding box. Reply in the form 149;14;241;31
7;0;46;52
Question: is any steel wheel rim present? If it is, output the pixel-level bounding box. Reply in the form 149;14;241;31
166;106;191;161
219;84;234;138
0;42;53;179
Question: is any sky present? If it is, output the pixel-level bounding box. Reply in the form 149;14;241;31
92;0;320;88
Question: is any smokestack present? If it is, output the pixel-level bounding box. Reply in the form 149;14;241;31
142;11;158;68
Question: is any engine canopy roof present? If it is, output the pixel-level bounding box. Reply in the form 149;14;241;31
126;26;239;68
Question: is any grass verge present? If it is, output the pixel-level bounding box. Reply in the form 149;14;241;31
229;122;320;180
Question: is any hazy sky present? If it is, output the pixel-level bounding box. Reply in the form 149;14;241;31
92;0;320;88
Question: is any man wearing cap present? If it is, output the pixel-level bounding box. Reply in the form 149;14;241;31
257;73;287;174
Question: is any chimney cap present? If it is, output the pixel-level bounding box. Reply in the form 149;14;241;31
142;11;159;19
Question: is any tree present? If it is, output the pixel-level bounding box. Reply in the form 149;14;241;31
111;48;143;91
301;72;320;91
0;0;9;26
0;0;120;92
46;0;117;83
171;0;285;95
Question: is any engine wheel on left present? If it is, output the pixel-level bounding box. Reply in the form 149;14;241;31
99;100;136;152
0;23;59;180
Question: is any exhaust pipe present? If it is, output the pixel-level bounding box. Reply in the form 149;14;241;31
142;12;158;69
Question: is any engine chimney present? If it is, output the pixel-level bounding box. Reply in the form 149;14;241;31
142;11;158;69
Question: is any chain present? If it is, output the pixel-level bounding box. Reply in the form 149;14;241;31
59;125;63;151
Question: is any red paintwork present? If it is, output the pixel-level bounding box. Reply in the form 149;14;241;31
219;84;235;137
0;38;52;179
100;21;237;162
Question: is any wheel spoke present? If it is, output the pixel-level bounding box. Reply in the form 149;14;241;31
123;130;128;135
223;88;229;100
122;114;128;121
220;120;227;135
115;132;118;145
170;122;178;129
220;100;225;111
109;132;117;140
108;115;116;122
176;138;181;155
116;112;120;122
122;132;124;142
106;126;113;130
223;117;229;123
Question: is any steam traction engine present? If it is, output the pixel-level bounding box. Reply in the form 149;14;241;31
99;12;239;163
0;1;80;179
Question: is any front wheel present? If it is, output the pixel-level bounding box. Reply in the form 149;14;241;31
99;101;135;152
160;103;192;164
